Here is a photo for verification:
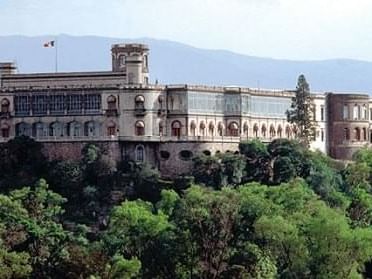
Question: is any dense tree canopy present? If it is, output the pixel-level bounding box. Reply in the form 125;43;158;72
0;136;371;277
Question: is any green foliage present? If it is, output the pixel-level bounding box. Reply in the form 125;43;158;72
0;136;48;190
239;140;271;183
192;152;246;188
286;74;316;147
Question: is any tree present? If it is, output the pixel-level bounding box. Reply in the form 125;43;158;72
0;179;70;278
286;74;315;147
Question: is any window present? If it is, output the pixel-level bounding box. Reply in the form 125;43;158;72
343;104;349;120
253;124;259;138
353;105;358;120
261;125;267;138
321;129;324;142
277;126;282;138
321;105;324;121
355;127;361;141
49;94;65;115
67;94;82;113
285;125;291;138
218;122;224;136
344;128;350;140
15;95;30;116
15;122;31;137
199;122;206;136
107;95;117;110
269;125;276;138
363;128;367;141
190;121;196;136
243;122;249;136
135;121;145;136
135;95;145;111
33;122;47;138
135;145;145;162
67;121;81;137
1;98;10;113
159;121;165;136
171;121;181;138
50;122;64;137
203;150;211;156
179;150;193;161
85;94;101;113
85;121;100;137
32;95;48;115
228;122;239;137
1;123;9;138
363;105;368;120
160;150;170;160
107;122;116;136
208;122;214;136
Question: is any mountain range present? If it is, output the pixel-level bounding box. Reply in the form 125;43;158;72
0;34;371;93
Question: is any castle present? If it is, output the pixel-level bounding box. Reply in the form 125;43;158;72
0;44;370;176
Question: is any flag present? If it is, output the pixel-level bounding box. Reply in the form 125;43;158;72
43;40;55;48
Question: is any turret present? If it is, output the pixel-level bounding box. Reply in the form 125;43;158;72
111;43;149;85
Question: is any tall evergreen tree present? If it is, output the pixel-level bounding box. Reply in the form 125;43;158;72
286;74;315;147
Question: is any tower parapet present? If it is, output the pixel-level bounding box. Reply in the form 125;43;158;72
111;43;149;85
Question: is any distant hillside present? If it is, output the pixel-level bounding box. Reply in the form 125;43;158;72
1;34;372;92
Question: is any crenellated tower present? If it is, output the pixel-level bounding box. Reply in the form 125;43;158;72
111;43;149;85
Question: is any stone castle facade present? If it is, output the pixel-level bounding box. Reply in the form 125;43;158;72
0;44;370;176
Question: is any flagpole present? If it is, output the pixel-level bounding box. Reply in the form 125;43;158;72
55;38;58;73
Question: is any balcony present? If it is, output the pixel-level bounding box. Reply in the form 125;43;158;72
105;109;118;117
0;112;11;119
134;108;146;116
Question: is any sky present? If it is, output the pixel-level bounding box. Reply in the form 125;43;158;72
1;0;372;61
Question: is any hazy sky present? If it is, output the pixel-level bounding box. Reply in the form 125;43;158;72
1;0;372;61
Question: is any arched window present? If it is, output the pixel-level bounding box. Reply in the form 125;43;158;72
135;121;145;136
135;145;145;162
363;127;367;141
218;122;224;136
159;121;165;136
171;121;181;138
353;105;358;120
67;121;82;137
107;95;117;110
277;125;283;138
1;122;9;138
107;121;116;136
135;95;145;111
243;122;249;136
343;104;349;120
344;128;348;140
33;122;47;138
208;122;215;136
355;127;361;141
269;125;276;138
285;125;291;138
190;121;196;137
229;122;239;137
292;125;298;137
261;124;267;138
85;121;100;137
1;98;10;113
158;95;164;110
16;122;31;137
363;105;368;120
199;121;206;136
253;124;259;138
50;121;64;137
